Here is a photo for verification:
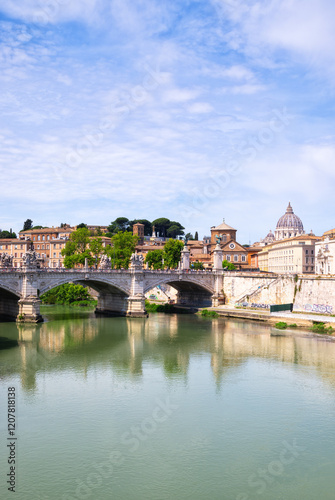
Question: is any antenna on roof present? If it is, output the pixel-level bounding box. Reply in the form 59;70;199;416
223;218;225;223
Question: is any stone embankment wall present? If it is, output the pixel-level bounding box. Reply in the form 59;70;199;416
223;273;335;314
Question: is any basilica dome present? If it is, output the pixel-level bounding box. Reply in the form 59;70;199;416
274;203;304;240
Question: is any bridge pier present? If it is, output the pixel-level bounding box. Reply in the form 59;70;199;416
126;296;148;317
95;292;129;316
17;296;43;323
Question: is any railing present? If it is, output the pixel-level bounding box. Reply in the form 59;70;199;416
0;267;215;274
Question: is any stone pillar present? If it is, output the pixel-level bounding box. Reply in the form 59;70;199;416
211;265;225;307
17;296;43;323
18;267;44;323
181;245;190;270
213;243;223;271
127;259;148;317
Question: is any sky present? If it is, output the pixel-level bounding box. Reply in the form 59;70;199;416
1;0;335;244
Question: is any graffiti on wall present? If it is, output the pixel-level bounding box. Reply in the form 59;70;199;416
304;304;333;314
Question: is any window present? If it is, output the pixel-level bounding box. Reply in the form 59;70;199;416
37;245;40;249
14;245;17;249
305;250;308;254
53;252;56;258
226;255;231;261
234;255;238;262
47;235;50;240
241;255;246;262
38;235;41;241
42;235;45;241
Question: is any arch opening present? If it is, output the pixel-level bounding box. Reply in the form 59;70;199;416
40;279;130;317
0;287;20;321
145;280;213;309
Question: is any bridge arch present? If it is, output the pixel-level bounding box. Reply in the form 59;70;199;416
39;276;131;317
144;277;214;308
0;286;21;320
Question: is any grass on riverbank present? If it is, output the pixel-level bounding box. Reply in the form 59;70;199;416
201;309;219;318
311;322;334;334
145;300;189;314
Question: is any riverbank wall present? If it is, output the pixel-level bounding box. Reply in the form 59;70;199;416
223;274;335;315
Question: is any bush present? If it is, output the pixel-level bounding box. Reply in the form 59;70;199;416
275;322;288;329
145;300;188;314
289;324;298;328
201;309;219;318
41;283;94;305
311;322;333;334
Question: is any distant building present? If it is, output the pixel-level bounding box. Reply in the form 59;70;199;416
258;234;320;274
315;229;335;275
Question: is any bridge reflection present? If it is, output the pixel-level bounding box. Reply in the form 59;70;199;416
1;314;335;392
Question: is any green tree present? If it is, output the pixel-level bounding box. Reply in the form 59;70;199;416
89;238;104;267
151;218;171;237
61;228;93;268
41;284;92;304
184;232;193;241
191;261;204;270
0;230;17;239
23;219;33;231
145;249;164;270
107;217;130;234
163;239;184;268
222;259;236;271
194;231;199;241
105;231;138;269
76;223;87;229
166;221;185;239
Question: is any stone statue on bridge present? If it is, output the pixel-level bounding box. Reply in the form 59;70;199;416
22;250;41;269
130;252;144;269
0;252;13;268
99;254;111;270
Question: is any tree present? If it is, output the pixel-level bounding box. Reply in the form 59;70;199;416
184;232;193;241
77;223;87;229
41;283;92;304
222;259;236;271
23;219;33;231
105;231;138;269
163;239;184;268
0;230;17;239
107;217;130;234
194;231;199;241
89;238;104;267
151;218;171;237
145;249;164;270
191;261;204;270
61;228;93;268
166;221;185;239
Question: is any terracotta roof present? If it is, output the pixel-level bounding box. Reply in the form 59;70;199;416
212;221;236;231
323;228;335;236
20;227;74;234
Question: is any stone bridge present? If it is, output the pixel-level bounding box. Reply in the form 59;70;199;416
0;268;225;322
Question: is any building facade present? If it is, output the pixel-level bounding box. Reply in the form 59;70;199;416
259;235;320;274
315;229;335;275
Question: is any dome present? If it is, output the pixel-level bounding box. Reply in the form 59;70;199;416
262;229;275;245
274;203;304;240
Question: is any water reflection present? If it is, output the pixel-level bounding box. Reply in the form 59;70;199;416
1;309;335;393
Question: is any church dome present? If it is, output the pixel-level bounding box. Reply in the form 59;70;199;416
275;203;304;240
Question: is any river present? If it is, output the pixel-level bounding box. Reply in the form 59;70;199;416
1;306;335;499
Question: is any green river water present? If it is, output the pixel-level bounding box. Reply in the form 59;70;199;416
1;306;335;500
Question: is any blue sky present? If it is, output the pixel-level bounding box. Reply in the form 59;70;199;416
1;0;335;243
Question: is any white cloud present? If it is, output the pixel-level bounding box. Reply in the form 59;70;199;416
187;102;213;114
